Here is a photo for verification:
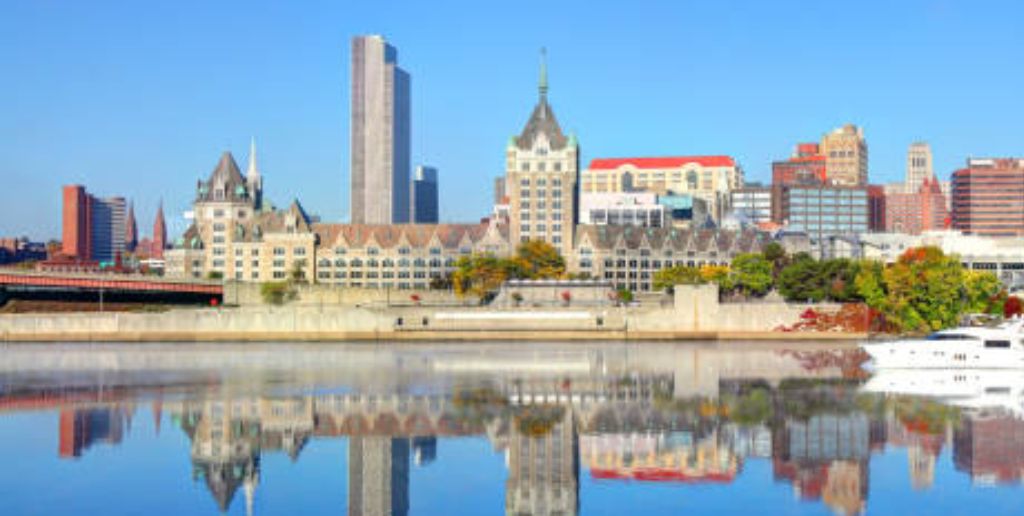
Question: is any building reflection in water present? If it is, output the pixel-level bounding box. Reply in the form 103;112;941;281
58;406;133;459
14;345;1024;514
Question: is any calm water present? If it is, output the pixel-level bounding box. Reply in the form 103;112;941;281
0;341;1021;515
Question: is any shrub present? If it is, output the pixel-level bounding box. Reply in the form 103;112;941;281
260;281;296;305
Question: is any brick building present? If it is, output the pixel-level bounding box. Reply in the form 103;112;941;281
951;158;1024;237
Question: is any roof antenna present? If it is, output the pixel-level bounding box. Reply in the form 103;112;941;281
539;47;548;101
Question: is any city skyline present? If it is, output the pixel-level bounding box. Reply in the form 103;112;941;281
3;1;1024;239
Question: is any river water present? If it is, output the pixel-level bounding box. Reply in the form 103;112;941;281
0;341;1020;515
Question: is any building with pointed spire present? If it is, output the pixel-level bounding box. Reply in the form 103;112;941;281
505;49;579;257
125;201;138;253
152;201;167;259
247;137;264;211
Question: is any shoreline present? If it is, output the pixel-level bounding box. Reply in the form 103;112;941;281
0;329;867;343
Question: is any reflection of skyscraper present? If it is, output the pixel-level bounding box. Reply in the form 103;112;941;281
772;413;871;514
505;408;579;516
349;437;410;516
954;413;1024;485
58;408;128;458
412;436;437;466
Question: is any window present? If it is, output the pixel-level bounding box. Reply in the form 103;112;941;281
294;247;306;256
554;163;562;172
251;249;259;256
214;209;225;218
273;247;285;256
334;247;346;254
398;247;411;255
273;259;285;268
367;247;379;255
212;235;225;244
234;248;243;257
273;271;285;279
521;162;530;172
251;260;259;267
213;223;226;232
429;247;441;255
334;258;346;267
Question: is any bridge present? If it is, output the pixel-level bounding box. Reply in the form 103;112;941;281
0;268;222;299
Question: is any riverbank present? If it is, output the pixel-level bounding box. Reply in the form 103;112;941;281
0;285;869;343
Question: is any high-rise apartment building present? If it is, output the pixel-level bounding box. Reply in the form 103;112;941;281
820;124;868;186
91;196;126;264
506;51;579;257
60;185;126;263
905;142;933;194
350;35;411;224
62;185;92;260
951;158;1024;237
411;165;438;223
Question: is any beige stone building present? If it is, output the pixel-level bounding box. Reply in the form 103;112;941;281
310;222;511;290
820;124;868;186
579;156;742;222
569;226;770;292
504;52;579;257
905;141;933;194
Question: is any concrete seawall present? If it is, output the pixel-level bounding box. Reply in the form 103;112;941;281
0;285;866;343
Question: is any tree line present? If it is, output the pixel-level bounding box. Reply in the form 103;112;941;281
653;242;1018;333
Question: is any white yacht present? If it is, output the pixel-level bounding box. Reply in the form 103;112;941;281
862;369;1024;417
863;318;1024;369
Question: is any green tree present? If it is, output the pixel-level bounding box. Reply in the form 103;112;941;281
762;242;788;279
778;253;825;302
451;255;509;299
964;271;1005;314
726;253;773;297
652;265;705;291
514;240;565;279
881;247;966;332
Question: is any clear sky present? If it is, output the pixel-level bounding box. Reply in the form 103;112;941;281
1;0;1022;240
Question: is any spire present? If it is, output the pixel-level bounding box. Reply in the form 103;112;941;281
153;200;167;259
538;47;548;101
125;201;138;252
247;137;259;179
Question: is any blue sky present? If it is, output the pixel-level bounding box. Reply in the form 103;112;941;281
1;0;1022;240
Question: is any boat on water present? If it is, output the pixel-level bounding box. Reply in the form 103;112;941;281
862;318;1024;369
862;368;1024;416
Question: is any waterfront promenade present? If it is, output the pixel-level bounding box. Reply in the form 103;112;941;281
0;285;865;342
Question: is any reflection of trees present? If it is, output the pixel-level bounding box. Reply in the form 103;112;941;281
514;405;566;438
891;397;960;435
